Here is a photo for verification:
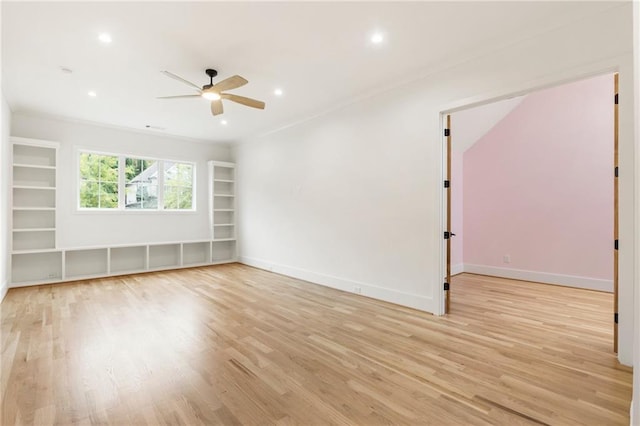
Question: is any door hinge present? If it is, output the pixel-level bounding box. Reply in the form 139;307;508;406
614;313;618;324
614;93;618;105
444;128;450;137
615;239;619;250
444;282;450;291
444;231;451;239
615;166;618;178
444;180;450;188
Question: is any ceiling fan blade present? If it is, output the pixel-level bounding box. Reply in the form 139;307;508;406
210;99;224;116
161;71;203;91
213;75;248;92
221;93;265;110
157;95;201;99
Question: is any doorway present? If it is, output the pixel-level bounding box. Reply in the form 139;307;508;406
442;72;618;352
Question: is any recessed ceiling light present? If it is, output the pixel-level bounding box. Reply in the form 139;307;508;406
202;92;221;101
98;33;112;44
274;88;283;96
371;32;384;44
88;91;97;97
221;120;228;126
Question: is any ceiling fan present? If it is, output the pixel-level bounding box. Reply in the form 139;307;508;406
158;69;265;116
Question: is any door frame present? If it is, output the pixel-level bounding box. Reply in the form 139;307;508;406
438;71;620;340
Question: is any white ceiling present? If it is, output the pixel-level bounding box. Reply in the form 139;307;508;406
1;2;620;143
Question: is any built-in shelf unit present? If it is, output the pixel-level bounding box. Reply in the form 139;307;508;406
11;138;60;284
9;141;238;288
209;160;237;262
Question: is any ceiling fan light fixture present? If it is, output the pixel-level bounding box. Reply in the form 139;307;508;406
202;92;221;101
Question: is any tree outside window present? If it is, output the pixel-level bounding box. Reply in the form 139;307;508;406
164;162;194;210
79;153;119;208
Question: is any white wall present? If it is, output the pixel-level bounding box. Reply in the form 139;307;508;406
0;95;11;302
235;4;636;365
10;113;231;248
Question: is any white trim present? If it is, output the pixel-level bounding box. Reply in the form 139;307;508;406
240;256;435;313
451;263;465;276
462;264;613;292
0;280;8;303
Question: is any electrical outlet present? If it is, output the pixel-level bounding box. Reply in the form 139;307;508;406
354;286;362;294
503;255;511;264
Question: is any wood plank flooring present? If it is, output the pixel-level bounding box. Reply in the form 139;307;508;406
1;266;632;425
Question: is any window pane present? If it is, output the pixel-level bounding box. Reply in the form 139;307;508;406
178;187;193;209
79;153;118;209
163;162;194;210
99;183;119;208
79;182;99;208
125;158;158;210
163;186;179;209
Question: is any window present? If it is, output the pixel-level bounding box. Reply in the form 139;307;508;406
79;153;119;208
164;162;194;210
125;158;158;210
78;151;195;211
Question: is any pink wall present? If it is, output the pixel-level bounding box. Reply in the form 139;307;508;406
463;74;613;282
450;148;464;270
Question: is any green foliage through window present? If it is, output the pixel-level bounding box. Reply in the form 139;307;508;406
164;162;194;210
79;153;119;208
78;152;195;211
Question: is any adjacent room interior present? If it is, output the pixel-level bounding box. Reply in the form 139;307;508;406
1;2;639;425
447;72;616;340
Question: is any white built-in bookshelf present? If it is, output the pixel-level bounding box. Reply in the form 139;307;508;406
9;137;237;287
209;160;237;262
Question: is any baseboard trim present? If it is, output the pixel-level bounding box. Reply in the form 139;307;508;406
0;280;8;303
462;264;613;292
451;263;465;276
239;256;435;313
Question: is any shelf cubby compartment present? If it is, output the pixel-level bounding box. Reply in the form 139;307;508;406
13;166;56;188
13;144;56;167
213;225;234;240
149;244;181;269
12;229;56;251
213;195;234;210
183;242;211;266
213;180;234;196
11;251;63;284
65;249;109;279
213;166;234;181
110;246;146;274
212;240;236;262
213;210;234;226
13;187;56;208
13;209;55;229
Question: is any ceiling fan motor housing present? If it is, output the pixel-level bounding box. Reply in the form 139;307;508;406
203;69;218;90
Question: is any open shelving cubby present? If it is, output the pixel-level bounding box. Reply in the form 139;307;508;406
110;246;147;275
65;248;109;280
183;241;211;266
149;243;181;270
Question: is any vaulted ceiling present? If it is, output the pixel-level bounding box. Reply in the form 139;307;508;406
1;2;620;142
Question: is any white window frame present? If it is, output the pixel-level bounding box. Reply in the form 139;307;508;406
76;149;196;212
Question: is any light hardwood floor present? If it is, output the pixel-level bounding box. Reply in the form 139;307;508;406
1;266;632;425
